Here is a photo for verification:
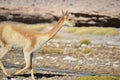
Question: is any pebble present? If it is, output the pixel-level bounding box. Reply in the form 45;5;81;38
36;56;44;60
63;56;77;61
14;62;20;64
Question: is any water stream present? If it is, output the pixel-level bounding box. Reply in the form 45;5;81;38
5;64;110;77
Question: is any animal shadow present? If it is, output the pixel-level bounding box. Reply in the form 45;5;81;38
7;73;64;79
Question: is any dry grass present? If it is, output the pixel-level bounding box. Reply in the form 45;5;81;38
94;28;119;36
66;27;78;33
66;27;119;36
40;47;62;54
53;35;63;39
27;23;52;31
75;27;98;35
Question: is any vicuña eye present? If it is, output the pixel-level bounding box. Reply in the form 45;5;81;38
68;19;72;21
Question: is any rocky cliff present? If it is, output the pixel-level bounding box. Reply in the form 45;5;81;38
0;0;120;27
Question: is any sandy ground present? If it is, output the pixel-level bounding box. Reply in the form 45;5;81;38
0;26;120;80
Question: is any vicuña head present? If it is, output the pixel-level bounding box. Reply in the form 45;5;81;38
46;11;74;38
0;11;74;80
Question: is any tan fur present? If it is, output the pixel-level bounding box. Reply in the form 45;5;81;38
0;11;74;79
12;26;38;52
0;26;7;47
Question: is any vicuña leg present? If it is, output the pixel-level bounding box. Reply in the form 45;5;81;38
30;53;35;80
15;52;31;75
15;52;35;79
0;45;10;77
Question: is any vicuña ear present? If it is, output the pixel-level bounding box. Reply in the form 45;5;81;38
62;10;65;16
65;11;69;16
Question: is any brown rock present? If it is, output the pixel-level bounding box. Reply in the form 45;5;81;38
0;0;120;27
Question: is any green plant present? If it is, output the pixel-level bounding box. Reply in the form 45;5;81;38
83;48;93;54
76;76;120;80
79;39;91;45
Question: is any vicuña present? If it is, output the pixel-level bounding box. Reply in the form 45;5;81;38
0;11;74;80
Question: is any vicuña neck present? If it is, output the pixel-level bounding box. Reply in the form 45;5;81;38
45;15;65;39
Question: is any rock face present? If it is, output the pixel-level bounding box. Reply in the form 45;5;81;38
0;0;120;27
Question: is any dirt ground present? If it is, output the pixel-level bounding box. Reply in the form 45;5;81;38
0;26;120;80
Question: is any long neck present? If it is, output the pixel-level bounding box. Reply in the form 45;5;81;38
45;15;65;38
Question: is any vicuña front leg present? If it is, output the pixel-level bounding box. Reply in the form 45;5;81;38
15;52;31;75
14;52;35;80
0;45;10;77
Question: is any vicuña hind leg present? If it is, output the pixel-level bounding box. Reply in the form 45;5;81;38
0;45;10;77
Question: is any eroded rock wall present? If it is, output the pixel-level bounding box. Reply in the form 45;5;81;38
0;0;120;27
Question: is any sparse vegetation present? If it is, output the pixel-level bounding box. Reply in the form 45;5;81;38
76;76;120;80
83;48;93;54
66;27;78;33
66;27;119;36
53;35;63;39
94;28;119;36
75;27;98;35
28;23;52;31
40;47;62;53
0;23;120;79
79;39;91;45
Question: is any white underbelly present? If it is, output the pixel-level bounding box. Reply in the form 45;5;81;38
33;40;48;52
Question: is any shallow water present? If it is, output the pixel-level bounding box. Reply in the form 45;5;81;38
5;64;111;77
